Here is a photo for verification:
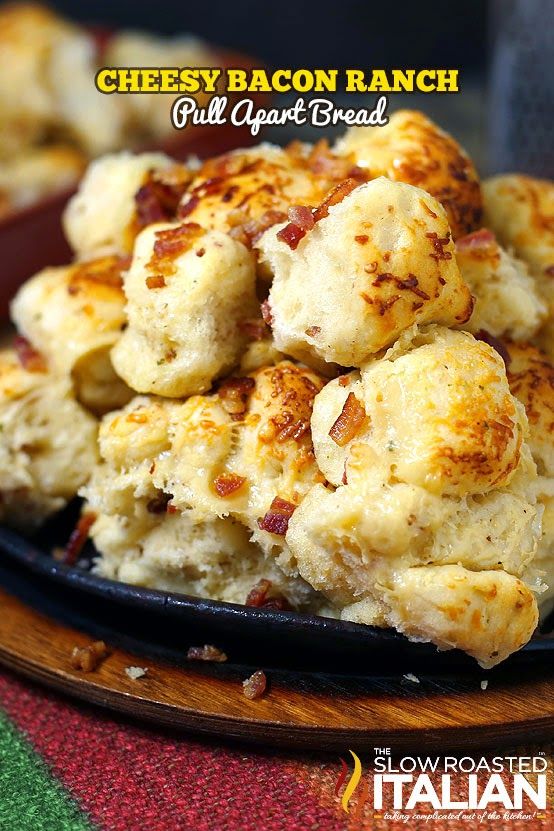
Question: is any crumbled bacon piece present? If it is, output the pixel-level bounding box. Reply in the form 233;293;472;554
257;497;297;536
178;194;200;218
14;336;47;373
245;579;291;611
145;274;166;289
426;231;452;261
313;177;361;223
147;223;203;277
146;493;171;514
213;472;246;497
288;205;314;231
218;376;255;418
71;640;108;673
229;208;288;249
305;325;321;337
238;319;269;341
474;329;511;369
68;255;129;294
355;234;369;244
329;392;366;446
135;166;193;229
242;670;267;700
338;375;350;387
276;222;306;250
260;299;273;326
456;228;496;251
305;138;368;182
187;645;227;662
63;512;96;566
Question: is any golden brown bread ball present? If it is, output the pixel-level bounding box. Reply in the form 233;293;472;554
11;256;132;414
312;326;526;497
259;178;473;370
176;142;346;242
455;229;546;341
63;152;176;258
505;341;554;615
0;347;98;529
483;175;554;312
110;221;258;398
284;326;541;666
334;110;483;239
84;391;322;609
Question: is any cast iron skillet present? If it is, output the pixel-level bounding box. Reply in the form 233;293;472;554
0;501;552;674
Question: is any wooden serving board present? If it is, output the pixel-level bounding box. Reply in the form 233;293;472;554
0;585;553;752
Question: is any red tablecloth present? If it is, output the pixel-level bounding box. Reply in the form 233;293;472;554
0;668;551;831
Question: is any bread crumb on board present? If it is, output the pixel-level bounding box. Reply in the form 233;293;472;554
125;666;148;680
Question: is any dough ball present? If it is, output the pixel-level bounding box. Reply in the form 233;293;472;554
456;229;546;340
334;110;482;239
63;151;175;258
259;177;473;369
0;348;98;528
312;326;525;497
11;255;132;414
111;222;258;397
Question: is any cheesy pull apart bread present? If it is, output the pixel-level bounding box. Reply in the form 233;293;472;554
0;345;98;529
286;326;541;667
455;229;547;341
11;255;132;414
259;177;473;370
483;175;554;362
62;152;188;259
82;393;322;610
111;222;258;397
334;110;483;239
504;341;554;617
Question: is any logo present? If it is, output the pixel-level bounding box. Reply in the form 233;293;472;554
335;749;548;823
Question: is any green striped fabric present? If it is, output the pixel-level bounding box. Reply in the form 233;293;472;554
0;710;93;831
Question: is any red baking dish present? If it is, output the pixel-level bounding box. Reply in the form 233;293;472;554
0;47;266;319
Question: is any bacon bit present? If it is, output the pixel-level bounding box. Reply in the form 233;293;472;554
305;138;368;182
238;318;269;341
213;472;246;497
148;223;203;277
329;392;366;446
146;493;171;514
474;329;511;369
178;194;200;218
355;234;369;244
126;411;147;423
63;512;96;566
288;205;314;231
145;274;166;289
456;228;496;251
166;504;178;514
338;375;350;387
242;670;267;700
373;272;431;301
187;645;227;662
313;178;360;223
276;222;306;250
421;200;438;219
305;325;321;337
545;265;554;276
71;640;108;673
257;497;296;536
245;578;291;610
260;299;273;326
218;376;255;418
228;208;288;249
13;336;47;373
270;412;310;442
196;247;205;257
135;166;193;229
426;231;452;261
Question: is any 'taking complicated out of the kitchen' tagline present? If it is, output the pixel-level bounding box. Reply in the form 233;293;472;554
95;66;460;136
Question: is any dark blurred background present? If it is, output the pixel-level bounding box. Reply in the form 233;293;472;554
46;0;554;176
